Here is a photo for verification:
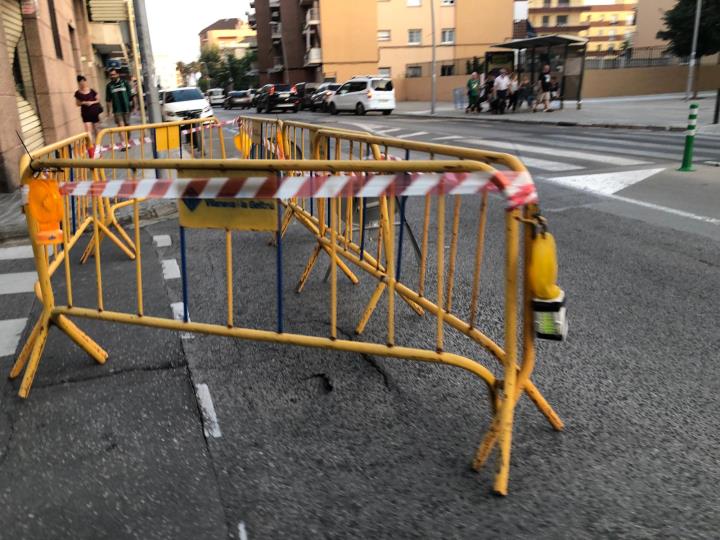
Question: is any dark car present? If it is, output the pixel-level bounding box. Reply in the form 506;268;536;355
223;90;253;110
294;82;318;110
255;84;300;113
309;83;341;112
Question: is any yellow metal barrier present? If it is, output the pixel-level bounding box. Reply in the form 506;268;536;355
11;117;565;496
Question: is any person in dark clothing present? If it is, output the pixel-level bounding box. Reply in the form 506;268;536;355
484;74;495;113
105;68;135;127
534;64;553;112
74;75;102;142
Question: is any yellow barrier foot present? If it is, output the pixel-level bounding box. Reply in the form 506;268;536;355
53;314;108;365
8;316;43;380
18;311;51;399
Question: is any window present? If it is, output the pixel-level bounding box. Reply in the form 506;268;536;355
610;14;617;24
441;0;455;5
541;15;549;26
377;30;391;41
608;45;615;53
337;83;352;94
349;81;367;92
47;0;63;59
557;0;569;6
407;0;421;6
372;79;394;91
556;15;567;26
408;29;421;44
406;65;422;78
440;64;455;76
608;30;616;39
378;67;392;77
543;0;550;7
440;28;455;44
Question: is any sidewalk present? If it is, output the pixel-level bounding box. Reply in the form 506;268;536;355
396;92;720;132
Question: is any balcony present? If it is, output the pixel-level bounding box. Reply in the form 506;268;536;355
270;56;284;73
271;22;282;40
305;8;320;25
304;47;322;66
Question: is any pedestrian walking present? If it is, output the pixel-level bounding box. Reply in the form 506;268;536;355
484;73;496;113
508;72;519;112
533;64;553;113
465;71;481;113
105;68;135;128
493;69;510;115
517;76;534;111
74;75;102;155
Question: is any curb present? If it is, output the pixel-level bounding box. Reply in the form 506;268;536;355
392;112;686;132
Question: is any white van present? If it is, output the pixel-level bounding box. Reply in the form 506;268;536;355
206;88;225;106
329;76;395;116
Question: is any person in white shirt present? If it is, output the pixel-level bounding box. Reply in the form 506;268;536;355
493;69;510;114
508;72;519;112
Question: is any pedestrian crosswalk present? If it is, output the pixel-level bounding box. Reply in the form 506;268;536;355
341;119;719;176
0;244;35;362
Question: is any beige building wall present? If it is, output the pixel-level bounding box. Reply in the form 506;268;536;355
455;0;514;57
206;26;256;50
319;0;378;81
634;0;673;48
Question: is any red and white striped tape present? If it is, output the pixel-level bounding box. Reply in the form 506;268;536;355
93;136;153;158
58;171;537;209
180;119;236;135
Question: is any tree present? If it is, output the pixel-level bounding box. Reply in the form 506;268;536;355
657;0;720;96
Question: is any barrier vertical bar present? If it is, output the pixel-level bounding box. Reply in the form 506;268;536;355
330;198;338;340
359;198;366;261
387;196;395;347
469;190;488;329
226;228;233;328
179;226;189;323
134;200;143;316
92;197;104;311
396;196;407;282
436;196;445;352
276;199;284;334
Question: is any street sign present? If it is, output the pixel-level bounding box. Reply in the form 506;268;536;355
178;198;278;232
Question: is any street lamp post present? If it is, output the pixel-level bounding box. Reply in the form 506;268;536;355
685;0;702;101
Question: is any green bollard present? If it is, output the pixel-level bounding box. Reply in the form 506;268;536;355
679;102;699;172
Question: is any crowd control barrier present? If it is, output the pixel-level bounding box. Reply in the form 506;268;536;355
11;116;567;496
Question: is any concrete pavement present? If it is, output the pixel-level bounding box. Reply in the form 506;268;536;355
396;91;720;131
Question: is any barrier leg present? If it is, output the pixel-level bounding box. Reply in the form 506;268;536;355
9;316;43;379
296;244;321;293
18;310;51;399
53;314;108;364
355;281;386;335
96;220;136;260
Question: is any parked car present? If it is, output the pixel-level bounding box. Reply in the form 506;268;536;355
206;88;225;106
255;83;300;113
294;82;318;110
160;87;213;122
309;83;341;112
223;90;254;110
329;76;395;116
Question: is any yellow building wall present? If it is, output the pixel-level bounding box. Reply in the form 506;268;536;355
634;0;674;48
205;27;256;50
320;0;378;80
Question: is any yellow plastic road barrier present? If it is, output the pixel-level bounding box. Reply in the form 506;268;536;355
11;117;566;496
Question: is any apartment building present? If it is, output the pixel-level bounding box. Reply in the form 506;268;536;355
0;0;129;191
633;0;673;48
377;0;514;80
198;18;256;59
528;0;637;54
249;0;376;84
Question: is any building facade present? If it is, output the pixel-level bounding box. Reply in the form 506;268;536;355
0;0;133;191
528;0;637;54
633;0;672;48
199;17;256;59
249;0;376;85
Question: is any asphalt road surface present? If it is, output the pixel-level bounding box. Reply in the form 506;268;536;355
0;108;718;539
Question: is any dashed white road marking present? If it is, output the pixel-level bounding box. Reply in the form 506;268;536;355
0;245;34;260
195;383;222;438
238;521;248;540
170;301;194;340
374;127;402;135
464;139;649;167
546;168;665;196
0;318;28;357
518;156;584;172
394;131;428;139
161;259;181;280
432;135;462;141
0;272;36;295
153;234;172;248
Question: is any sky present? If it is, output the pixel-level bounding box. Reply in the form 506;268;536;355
146;0;251;64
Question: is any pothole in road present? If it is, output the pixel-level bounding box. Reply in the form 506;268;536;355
303;373;334;395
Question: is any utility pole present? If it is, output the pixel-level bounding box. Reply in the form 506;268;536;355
126;0;146;124
430;0;437;115
133;0;162;123
685;0;702;101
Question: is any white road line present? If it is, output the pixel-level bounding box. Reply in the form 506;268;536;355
153;234;172;248
374;127;402;135
170;301;194;340
238;522;248;540
546;168;665;195
0;272;36;295
432;135;462;141
464;139;649;166
605;193;720;225
195;383;222;438
162;259;181;280
537;136;716;162
0;245;34;260
0;318;27;357
519;156;584;172
394;131;429;139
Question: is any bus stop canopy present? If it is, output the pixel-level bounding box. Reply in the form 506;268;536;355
491;35;588;50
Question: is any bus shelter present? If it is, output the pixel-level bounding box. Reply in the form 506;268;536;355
487;35;588;110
